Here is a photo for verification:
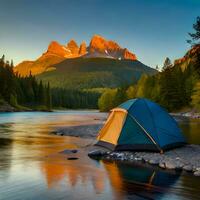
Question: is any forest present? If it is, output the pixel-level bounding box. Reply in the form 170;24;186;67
0;56;52;111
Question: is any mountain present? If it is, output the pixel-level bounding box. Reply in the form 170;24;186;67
15;35;137;76
37;57;157;90
174;45;200;70
15;54;65;76
14;34;157;90
85;35;137;60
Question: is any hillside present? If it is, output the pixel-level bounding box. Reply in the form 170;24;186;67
37;57;157;89
14;54;65;76
174;45;200;70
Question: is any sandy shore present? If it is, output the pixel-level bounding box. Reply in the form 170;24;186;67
52;121;200;176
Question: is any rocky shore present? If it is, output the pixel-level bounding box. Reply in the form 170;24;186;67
0;101;15;112
171;112;200;119
52;118;200;177
88;144;200;176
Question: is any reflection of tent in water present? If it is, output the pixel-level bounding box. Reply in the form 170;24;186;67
97;98;186;152
102;160;180;200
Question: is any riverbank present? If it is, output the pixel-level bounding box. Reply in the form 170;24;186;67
53;123;200;177
171;111;200;119
0;100;15;112
88;145;200;176
0;102;53;112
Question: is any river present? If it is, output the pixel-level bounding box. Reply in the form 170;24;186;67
0;111;200;200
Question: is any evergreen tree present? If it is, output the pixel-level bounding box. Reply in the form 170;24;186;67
188;16;200;76
46;82;52;110
156;65;159;71
126;85;136;99
114;87;127;107
188;16;200;45
162;57;173;71
135;74;148;97
0;55;5;67
98;89;117;111
10;60;14;68
191;81;200;111
38;81;45;105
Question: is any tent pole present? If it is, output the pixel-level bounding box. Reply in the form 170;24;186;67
128;113;162;152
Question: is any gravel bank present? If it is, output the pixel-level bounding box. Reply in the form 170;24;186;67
89;144;200;176
52;122;200;177
0;101;15;112
52;123;103;138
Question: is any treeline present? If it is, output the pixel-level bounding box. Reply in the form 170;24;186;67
98;16;200;112
98;57;198;112
51;88;101;109
0;55;51;110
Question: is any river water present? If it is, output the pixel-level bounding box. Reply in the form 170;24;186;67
0;111;200;200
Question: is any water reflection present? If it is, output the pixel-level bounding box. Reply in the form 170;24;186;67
178;117;200;144
102;161;180;200
0;111;200;200
41;152;106;194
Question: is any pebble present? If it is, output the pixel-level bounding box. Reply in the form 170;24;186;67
159;162;166;169
183;165;193;172
194;170;200;176
149;158;160;165
88;144;200;176
60;149;78;154
67;157;78;160
88;150;108;158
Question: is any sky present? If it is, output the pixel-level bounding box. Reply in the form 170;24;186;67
0;0;200;68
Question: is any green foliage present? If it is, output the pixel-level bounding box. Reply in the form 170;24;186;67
126;86;136;100
0;55;52;110
98;58;199;112
0;95;5;105
9;94;18;107
98;89;118;112
191;81;200;111
135;74;148;97
162;57;173;71
46;82;52;110
188;16;200;77
37;57;157;90
188;16;200;45
51;88;100;109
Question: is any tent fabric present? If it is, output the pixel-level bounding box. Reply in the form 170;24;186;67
97;109;127;145
96;98;186;152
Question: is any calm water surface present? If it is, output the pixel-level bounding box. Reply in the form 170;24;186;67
0;111;200;200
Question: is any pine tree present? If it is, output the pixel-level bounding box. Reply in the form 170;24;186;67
188;16;200;77
191;81;200;111
46;82;52;110
0;55;5;66
156;65;159;71
10;60;14;68
188;16;200;45
38;81;45;105
162;57;173;71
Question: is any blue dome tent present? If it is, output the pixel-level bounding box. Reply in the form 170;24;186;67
96;98;186;152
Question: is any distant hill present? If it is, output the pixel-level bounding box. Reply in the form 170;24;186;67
37;57;157;90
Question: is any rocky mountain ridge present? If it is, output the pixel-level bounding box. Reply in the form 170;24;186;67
15;35;137;76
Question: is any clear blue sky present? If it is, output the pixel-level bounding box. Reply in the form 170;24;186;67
0;0;200;68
